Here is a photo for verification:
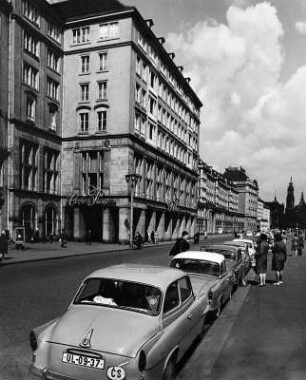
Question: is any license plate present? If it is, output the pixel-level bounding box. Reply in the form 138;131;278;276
62;352;104;369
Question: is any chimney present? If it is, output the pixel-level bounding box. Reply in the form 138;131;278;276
145;19;154;28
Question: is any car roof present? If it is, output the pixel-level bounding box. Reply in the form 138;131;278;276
85;264;185;289
172;250;224;264
233;239;254;244
201;244;238;251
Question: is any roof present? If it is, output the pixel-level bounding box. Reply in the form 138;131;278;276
51;0;131;21
85;263;185;289
171;250;224;264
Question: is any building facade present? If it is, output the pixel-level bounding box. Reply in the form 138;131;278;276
55;0;202;243
0;0;201;243
1;0;63;241
197;160;244;235
223;166;259;233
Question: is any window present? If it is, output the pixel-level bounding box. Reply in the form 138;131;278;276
81;55;90;73
23;63;39;90
178;277;192;303
99;22;119;40
148;123;155;140
20;140;38;191
24;32;39;57
73;27;90;44
79;112;89;132
47;21;61;43
47;50;60;72
81;151;104;194
98;52;107;71
49;108;57;130
43;149;59;194
26;96;36;121
80;83;89;102
164;282;179;313
22;0;40;26
47;78;59;101
96;110;107;131
97;81;107;100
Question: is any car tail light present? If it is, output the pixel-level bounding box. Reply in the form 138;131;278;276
208;290;213;303
138;350;146;372
30;331;38;351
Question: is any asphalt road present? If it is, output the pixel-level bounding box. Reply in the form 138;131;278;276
0;239;305;380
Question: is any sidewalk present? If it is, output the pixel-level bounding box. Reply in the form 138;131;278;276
1;233;231;265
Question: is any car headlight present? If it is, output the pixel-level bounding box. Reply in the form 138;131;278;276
138;350;146;372
30;331;38;351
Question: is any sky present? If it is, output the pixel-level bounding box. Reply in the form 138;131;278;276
121;0;306;204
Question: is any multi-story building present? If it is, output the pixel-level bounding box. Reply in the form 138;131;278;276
197;160;244;234
0;0;12;231
223;166;259;233
51;0;202;243
2;0;63;241
257;198;270;231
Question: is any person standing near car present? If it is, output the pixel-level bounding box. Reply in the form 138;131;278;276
255;233;269;287
272;232;287;285
169;231;190;256
0;230;8;264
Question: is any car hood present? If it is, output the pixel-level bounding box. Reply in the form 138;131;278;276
188;274;219;297
49;306;159;357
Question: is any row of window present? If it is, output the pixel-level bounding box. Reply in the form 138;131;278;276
136;55;199;133
79;81;107;102
25;95;57;131
80;51;108;74
24;31;61;73
137;31;200;116
20;141;59;194
22;0;61;43
72;22;119;44
133;155;196;206
23;62;60;100
78;109;108;133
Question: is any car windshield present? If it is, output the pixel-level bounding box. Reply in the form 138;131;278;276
74;278;162;316
171;259;221;277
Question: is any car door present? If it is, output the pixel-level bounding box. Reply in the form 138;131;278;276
160;278;196;360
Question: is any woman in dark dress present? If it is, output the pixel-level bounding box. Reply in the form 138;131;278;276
255;233;269;286
272;232;287;285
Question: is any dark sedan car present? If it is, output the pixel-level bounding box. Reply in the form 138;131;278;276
201;244;248;287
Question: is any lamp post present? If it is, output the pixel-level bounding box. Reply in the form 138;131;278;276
125;173;140;247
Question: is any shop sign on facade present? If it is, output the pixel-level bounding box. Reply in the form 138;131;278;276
68;188;116;208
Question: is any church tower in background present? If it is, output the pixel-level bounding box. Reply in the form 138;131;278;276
286;177;295;214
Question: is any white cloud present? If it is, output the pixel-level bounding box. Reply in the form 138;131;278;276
295;21;306;35
166;2;306;201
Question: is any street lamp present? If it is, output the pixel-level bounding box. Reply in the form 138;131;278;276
125;173;140;247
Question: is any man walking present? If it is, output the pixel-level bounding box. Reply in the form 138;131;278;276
169;231;190;256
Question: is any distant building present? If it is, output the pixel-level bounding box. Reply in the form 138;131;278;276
197;160;244;235
223;166;259;232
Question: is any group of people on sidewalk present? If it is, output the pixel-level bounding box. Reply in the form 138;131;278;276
254;230;304;287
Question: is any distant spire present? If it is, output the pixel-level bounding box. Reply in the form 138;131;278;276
299;192;305;205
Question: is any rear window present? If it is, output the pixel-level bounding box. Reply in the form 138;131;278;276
171;259;221;277
74;278;162;316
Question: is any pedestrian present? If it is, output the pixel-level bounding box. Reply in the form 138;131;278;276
0;230;8;263
133;231;143;249
255;233;269;287
298;231;304;256
151;230;155;244
169;231;190;256
281;230;287;244
194;231;200;244
291;233;299;256
60;229;67;248
272;232;287;285
86;229;92;245
154;231;159;244
34;228;40;243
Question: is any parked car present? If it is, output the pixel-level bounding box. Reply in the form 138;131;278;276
30;264;208;380
170;251;236;319
200;244;248;287
233;238;257;267
223;240;254;268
